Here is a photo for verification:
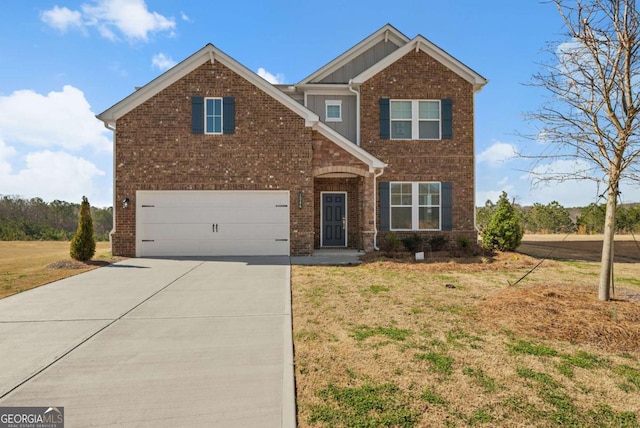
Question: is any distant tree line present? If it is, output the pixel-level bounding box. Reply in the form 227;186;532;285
0;195;112;241
477;199;640;235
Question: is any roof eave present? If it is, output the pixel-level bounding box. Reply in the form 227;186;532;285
313;122;386;170
298;23;410;84
97;43;319;126
351;37;488;90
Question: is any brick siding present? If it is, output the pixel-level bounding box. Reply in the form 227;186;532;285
360;49;477;245
113;60;315;256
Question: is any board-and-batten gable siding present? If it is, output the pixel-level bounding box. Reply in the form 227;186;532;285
307;94;357;143
318;40;401;83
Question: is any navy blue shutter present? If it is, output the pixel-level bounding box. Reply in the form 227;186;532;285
379;182;390;231
191;97;204;134
441;99;453;140
222;96;235;134
379;98;390;139
441;182;453;231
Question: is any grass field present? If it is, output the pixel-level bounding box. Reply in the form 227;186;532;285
2;238;639;426
292;240;640;427
0;241;115;299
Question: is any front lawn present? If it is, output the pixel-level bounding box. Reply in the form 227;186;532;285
292;251;640;427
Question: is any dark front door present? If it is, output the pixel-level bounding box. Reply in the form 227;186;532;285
322;193;346;247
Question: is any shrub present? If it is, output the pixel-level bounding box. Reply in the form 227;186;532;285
381;232;402;253
401;234;424;253
428;235;448;251
481;191;523;251
70;196;96;261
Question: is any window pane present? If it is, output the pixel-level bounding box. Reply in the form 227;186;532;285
392;207;412;229
214;117;222;133
419;207;440;229
419;121;440;139
390;101;412;119
419;183;440;206
213;99;222;115
391;121;412;139
419;101;440;119
391;183;412;206
206;116;214;133
327;105;340;119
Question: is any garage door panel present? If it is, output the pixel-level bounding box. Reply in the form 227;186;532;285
139;239;289;257
139;223;289;240
136;191;290;257
137;191;289;207
139;206;288;224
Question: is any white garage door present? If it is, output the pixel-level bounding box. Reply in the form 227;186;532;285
136;191;290;257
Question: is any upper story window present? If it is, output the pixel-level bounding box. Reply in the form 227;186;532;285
205;98;223;134
325;100;342;122
390;100;440;140
380;98;451;140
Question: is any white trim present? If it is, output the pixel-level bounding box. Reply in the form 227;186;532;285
298;85;354;96
204;97;223;134
389;182;442;231
313;121;386;170
351;37;488;93
325;100;342;122
320;191;348;248
97;44;319;126
299;24;410;84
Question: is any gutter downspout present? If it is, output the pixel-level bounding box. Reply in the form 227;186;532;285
372;167;384;250
348;79;360;145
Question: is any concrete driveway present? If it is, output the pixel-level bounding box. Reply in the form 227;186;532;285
0;257;295;427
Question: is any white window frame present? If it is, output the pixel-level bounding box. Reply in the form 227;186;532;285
325;100;342;122
205;97;223;135
390;100;441;140
390;182;442;231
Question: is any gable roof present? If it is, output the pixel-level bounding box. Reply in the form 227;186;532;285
351;35;488;93
97;43;319;126
298;24;410;84
96;43;385;170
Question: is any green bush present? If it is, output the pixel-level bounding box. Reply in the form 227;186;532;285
401;234;424;253
381;232;402;253
70;196;96;261
428;235;448;251
481;191;523;251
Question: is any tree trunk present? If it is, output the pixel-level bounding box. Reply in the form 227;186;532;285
598;185;618;301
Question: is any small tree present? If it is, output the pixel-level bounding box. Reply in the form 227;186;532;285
482;192;524;251
70;196;96;261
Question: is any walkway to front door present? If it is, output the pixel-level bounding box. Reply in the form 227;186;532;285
321;192;346;247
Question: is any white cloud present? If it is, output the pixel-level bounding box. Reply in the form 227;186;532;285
0;150;107;205
478;142;516;165
42;0;176;42
180;11;191;22
151;53;177;71
257;67;285;84
41;6;83;32
0;85;111;152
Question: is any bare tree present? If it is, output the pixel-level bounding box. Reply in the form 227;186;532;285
527;0;640;301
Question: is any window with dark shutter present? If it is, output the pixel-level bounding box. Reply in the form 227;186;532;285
379;98;390;139
441;99;453;140
222;96;235;134
191;97;204;134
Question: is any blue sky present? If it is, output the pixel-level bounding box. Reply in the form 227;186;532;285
0;0;637;208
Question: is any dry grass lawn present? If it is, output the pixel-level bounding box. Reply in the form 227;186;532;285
292;246;640;427
0;241;118;299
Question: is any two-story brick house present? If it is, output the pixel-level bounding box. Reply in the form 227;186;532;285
97;24;487;257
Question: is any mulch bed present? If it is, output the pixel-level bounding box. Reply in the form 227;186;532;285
478;283;640;353
47;259;123;269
